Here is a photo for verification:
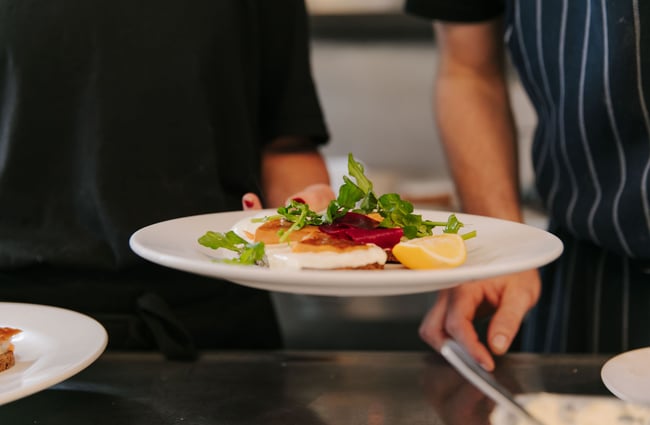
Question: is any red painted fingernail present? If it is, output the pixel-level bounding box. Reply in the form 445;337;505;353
244;199;255;208
292;197;306;204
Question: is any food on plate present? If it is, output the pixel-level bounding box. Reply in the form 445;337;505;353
0;327;21;373
252;218;320;244
198;153;476;270
265;232;388;270
199;221;390;270
252;211;394;270
490;392;650;425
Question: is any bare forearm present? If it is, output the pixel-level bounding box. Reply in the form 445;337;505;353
434;21;522;222
421;21;541;370
261;137;330;207
436;74;521;221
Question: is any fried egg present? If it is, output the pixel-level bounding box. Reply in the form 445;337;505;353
265;238;387;271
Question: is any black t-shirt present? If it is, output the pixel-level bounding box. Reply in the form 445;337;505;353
0;0;328;270
0;0;328;355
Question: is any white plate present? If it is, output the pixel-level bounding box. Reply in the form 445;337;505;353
0;303;108;405
601;347;650;405
129;209;563;296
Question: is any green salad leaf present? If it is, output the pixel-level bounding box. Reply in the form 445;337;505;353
198;230;265;265
198;152;476;262
325;154;473;240
268;200;324;243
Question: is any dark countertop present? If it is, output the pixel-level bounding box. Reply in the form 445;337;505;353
0;350;614;425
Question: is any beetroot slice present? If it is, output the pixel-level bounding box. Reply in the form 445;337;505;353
332;212;380;229
343;227;403;249
319;224;403;249
317;212;404;249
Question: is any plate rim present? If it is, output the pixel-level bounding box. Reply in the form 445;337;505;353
129;209;564;296
0;302;108;405
601;346;650;404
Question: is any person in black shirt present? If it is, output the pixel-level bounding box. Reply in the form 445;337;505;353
406;0;650;370
0;0;332;359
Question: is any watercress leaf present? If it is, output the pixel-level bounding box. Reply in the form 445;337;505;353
326;202;341;223
442;214;464;234
378;193;414;216
199;231;265;265
402;226;418;239
198;230;248;251
237;242;266;265
275;200;323;228
337;176;365;207
347;153;373;194
358;191;378;213
462;230;477;240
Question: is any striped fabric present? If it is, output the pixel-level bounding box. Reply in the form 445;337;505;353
506;0;650;260
406;0;650;353
523;222;650;353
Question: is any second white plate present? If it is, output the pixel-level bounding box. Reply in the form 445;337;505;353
0;303;108;406
129;209;563;296
601;347;650;405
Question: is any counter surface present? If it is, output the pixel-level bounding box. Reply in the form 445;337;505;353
0;350;613;424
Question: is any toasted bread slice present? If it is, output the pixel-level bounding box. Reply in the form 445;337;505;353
0;350;15;373
253;218;319;244
0;327;21;373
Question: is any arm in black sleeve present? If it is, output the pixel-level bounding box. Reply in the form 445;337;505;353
257;0;329;147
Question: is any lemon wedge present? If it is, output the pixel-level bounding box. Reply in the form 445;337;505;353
392;234;467;269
